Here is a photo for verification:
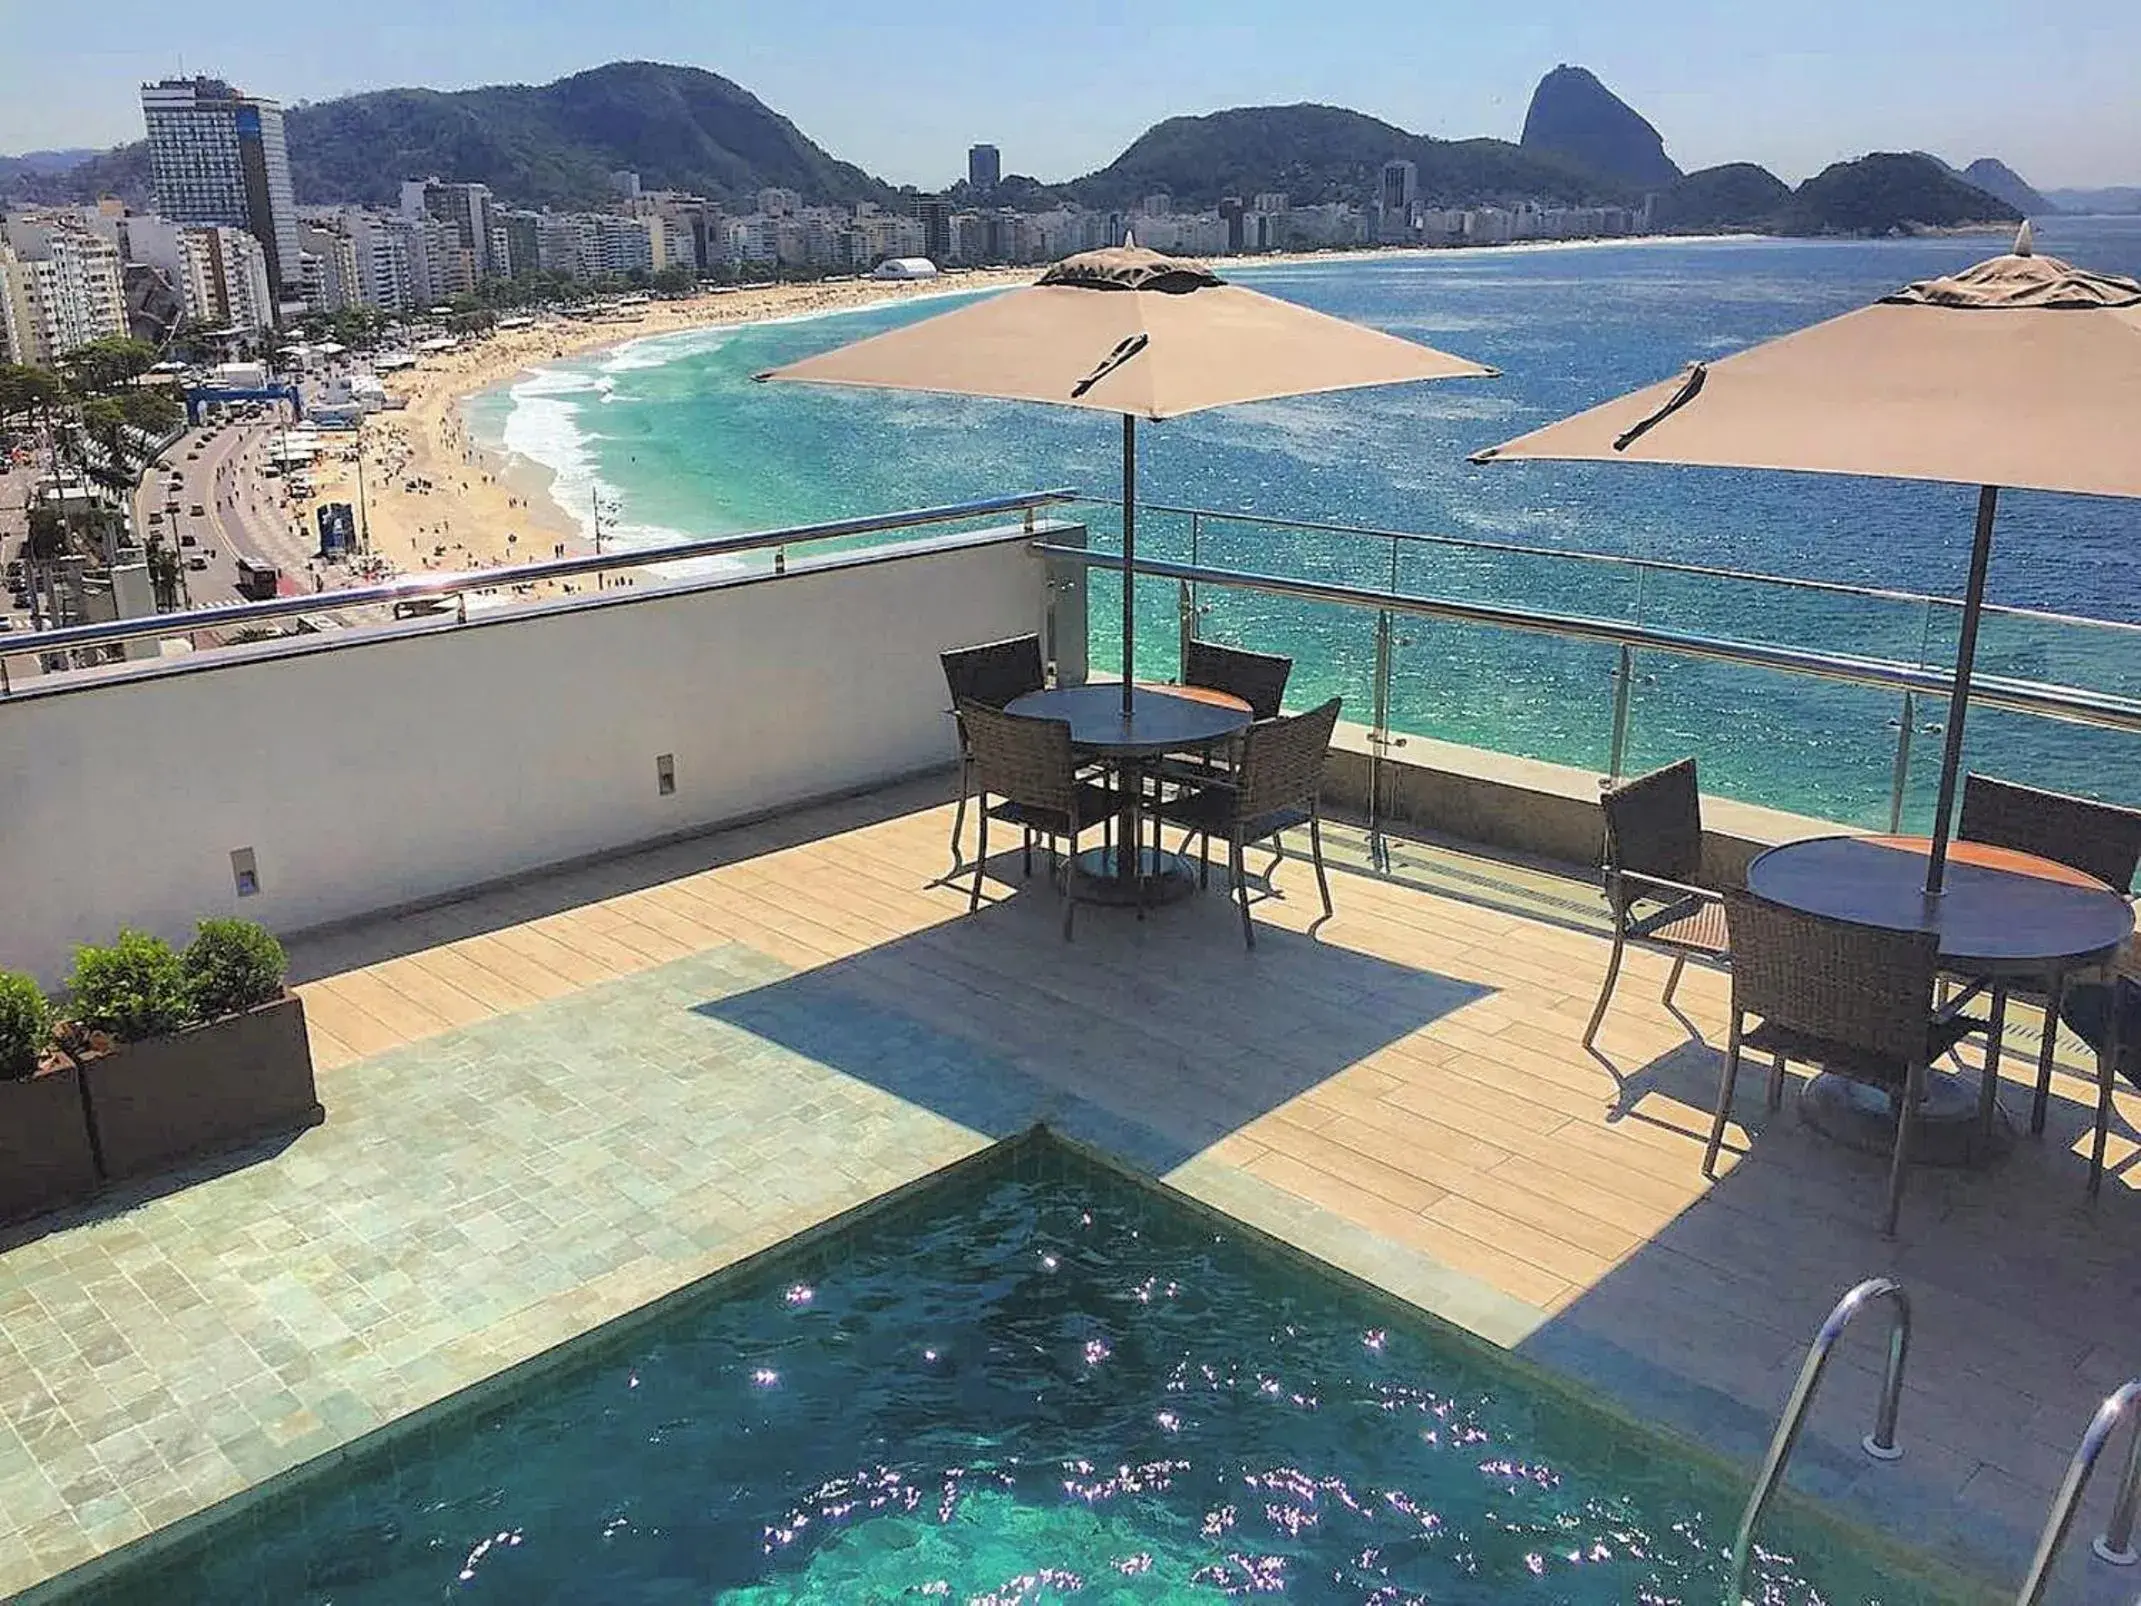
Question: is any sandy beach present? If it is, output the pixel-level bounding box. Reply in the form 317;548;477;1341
290;270;1041;599
284;234;1764;601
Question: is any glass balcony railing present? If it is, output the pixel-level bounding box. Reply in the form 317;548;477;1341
1054;500;2141;835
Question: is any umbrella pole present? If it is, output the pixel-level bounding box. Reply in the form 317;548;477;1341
1923;484;2001;897
1121;413;1136;721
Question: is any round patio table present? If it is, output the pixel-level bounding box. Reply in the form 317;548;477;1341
1005;682;1252;906
1746;834;2133;1173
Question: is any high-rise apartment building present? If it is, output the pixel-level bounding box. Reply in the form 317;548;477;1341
175;226;276;333
297;221;362;311
1379;160;1419;213
140;77;301;307
0;222;128;367
911;196;953;265
400;179;501;288
968;144;1001;191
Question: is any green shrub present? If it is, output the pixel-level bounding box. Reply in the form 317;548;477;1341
67;930;192;1042
0;973;52;1080
182;919;287;1019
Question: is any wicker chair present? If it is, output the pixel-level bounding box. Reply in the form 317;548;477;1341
1706;890;1987;1236
1956;772;2141;1134
1584;758;1728;1050
1184;640;1292;720
940;635;1047;872
1157;697;1342;949
956;701;1114;940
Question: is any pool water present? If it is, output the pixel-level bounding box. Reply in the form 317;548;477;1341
67;1138;1969;1604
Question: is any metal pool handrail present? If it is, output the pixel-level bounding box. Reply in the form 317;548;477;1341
1725;1279;1911;1606
2;488;1080;681
2013;1380;2141;1605
1073;495;2141;642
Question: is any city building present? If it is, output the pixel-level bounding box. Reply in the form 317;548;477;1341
139;77;302;307
1380;160;1419;213
910;196;953;266
297;221;362;312
401;179;502;288
175;226;276;334
0;221;128;367
968;143;1000;191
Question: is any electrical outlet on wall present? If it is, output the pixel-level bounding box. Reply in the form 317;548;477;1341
656;754;676;797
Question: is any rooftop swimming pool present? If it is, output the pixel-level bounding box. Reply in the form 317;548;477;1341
55;1134;1979;1604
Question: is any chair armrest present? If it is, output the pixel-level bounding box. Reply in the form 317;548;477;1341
1608;869;1720;905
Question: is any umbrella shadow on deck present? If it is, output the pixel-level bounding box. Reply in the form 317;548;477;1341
692;847;1493;1173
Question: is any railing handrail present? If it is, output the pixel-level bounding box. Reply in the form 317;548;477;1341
6;489;1080;662
1037;544;2141;738
1074;495;2141;643
1726;1279;1911;1605
2015;1380;2141;1605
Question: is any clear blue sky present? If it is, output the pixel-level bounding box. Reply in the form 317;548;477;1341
6;0;2137;188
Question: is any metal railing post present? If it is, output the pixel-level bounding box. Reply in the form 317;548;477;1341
1887;690;1916;835
1177;511;1201;679
1370;609;1393;871
1607;644;1635;781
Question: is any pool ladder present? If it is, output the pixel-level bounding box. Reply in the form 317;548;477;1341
1724;1278;1911;1606
1723;1278;2141;1606
2012;1379;2141;1606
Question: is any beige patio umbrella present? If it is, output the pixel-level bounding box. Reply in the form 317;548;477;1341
1473;225;2141;893
759;244;1495;717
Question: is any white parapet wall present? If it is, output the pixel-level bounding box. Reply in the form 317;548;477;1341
1;525;1070;987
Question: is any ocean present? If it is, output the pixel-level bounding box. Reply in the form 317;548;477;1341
465;218;2141;827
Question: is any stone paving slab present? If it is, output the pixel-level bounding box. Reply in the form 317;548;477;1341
0;944;991;1598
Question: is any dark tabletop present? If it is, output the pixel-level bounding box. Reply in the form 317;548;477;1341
1004;683;1252;756
1746;835;2134;974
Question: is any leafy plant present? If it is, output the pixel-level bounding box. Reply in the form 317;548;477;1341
0;973;52;1080
182;919;287;1020
67;930;192;1042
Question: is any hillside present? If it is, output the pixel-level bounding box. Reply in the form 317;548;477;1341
1065;104;1627;211
1519;66;1680;190
6;142;150;207
284;63;894;208
2046;186;2141;214
14;63;893;211
1776;153;2020;235
1652;163;1792;230
1960;158;2054;215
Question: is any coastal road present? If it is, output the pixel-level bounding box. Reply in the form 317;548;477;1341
139;417;325;608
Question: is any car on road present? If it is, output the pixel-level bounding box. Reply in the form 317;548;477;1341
189;504;205;517
180;533;197;547
186;556;207;571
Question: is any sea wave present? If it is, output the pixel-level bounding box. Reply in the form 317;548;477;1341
494;360;743;576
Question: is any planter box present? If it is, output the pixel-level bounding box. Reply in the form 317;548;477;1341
0;1066;101;1225
82;994;324;1182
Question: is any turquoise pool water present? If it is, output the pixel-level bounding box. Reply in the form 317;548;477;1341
68;1140;1966;1603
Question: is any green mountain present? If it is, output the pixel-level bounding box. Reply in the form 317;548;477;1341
16;62;894;212
1519;66;1680;189
1064;103;1630;211
280;62;894;208
1651;162;1793;230
1776;152;2021;235
1960;158;2054;216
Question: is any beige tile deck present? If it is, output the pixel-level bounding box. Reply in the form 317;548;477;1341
7;773;2141;1601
